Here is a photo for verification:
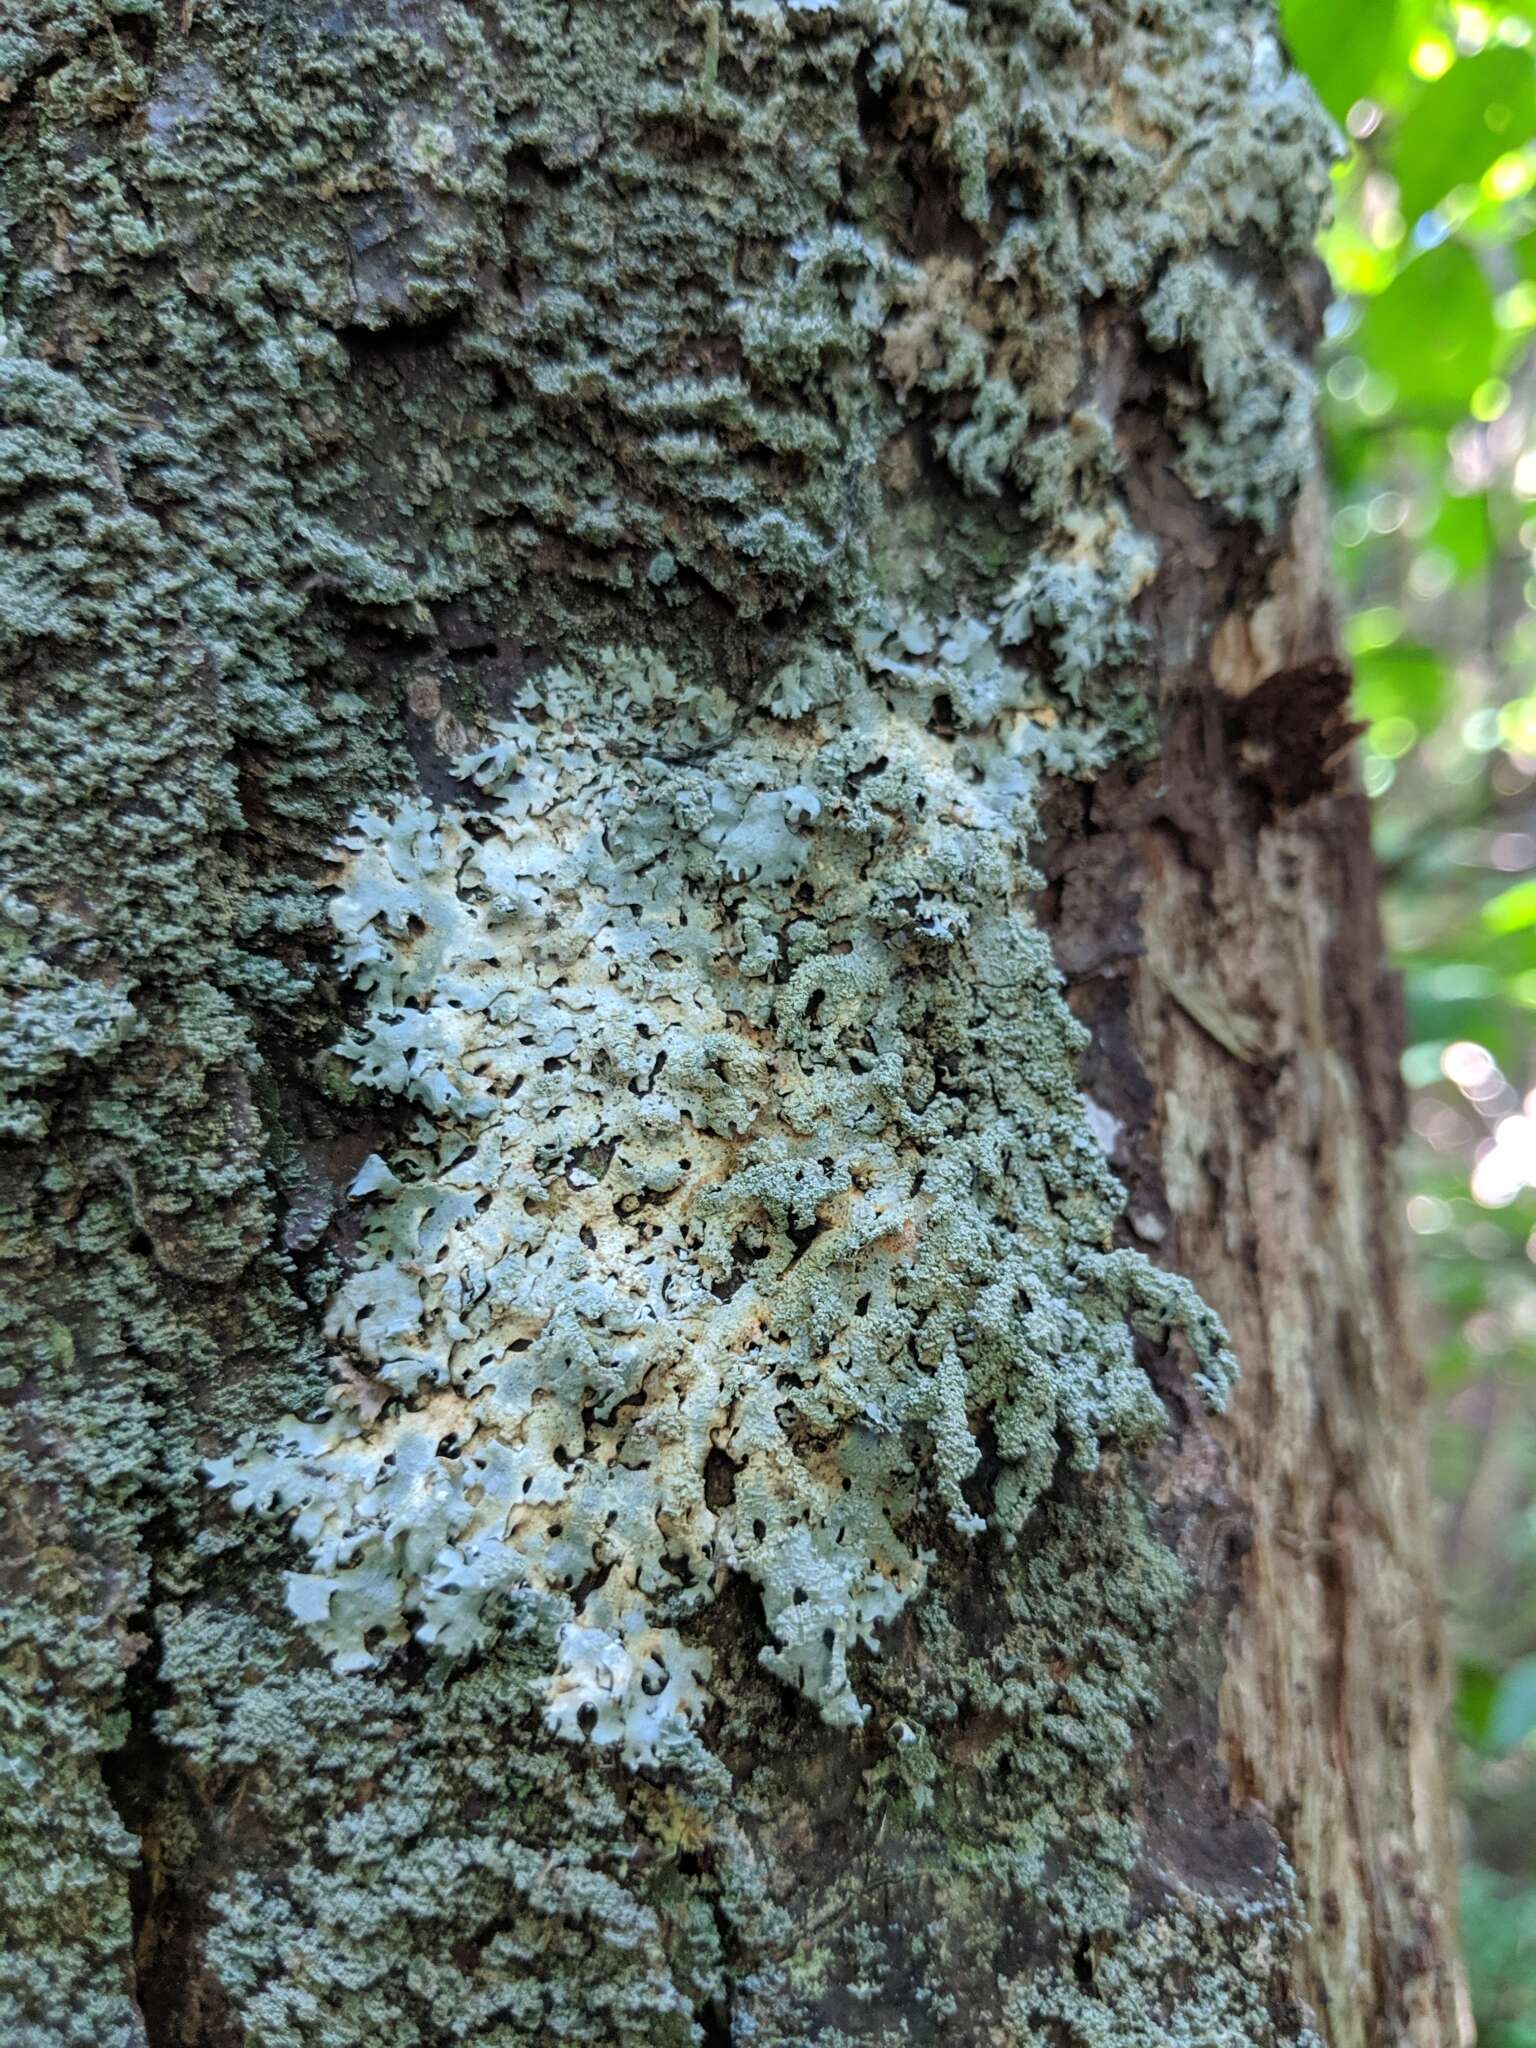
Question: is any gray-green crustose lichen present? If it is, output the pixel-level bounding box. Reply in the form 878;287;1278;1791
0;0;1338;2039
213;643;1235;1758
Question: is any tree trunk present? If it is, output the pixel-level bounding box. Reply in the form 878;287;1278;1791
0;3;1464;2045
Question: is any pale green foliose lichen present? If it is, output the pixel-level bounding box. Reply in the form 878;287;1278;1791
212;642;1234;1757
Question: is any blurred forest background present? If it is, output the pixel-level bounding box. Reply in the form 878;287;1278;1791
1282;0;1536;2034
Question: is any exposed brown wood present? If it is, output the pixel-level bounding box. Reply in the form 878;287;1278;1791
1043;473;1469;2048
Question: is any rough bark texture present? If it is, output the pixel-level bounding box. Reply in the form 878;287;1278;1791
0;3;1461;2046
1041;471;1467;2048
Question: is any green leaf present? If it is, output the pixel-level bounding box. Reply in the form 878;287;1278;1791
1355;242;1496;411
1483;877;1536;935
1457;1659;1501;1748
1390;48;1536;223
1352;643;1449;732
1430;490;1493;579
1490;1657;1536;1750
1281;0;1396;125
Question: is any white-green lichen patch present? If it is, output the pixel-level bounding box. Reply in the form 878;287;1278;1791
213;646;1235;1760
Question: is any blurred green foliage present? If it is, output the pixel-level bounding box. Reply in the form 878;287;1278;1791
1283;0;1536;2033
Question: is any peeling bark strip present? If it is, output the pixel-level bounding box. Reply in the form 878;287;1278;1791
0;5;1459;2047
1048;467;1467;2048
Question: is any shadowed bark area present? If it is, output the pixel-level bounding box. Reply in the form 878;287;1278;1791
0;2;1461;2044
1044;466;1466;2048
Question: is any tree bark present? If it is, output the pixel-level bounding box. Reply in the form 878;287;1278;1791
0;3;1463;2046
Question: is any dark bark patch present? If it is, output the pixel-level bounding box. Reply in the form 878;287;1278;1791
1222;662;1360;818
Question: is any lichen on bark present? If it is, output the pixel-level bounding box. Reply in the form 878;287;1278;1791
212;648;1232;1752
0;0;1350;2041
